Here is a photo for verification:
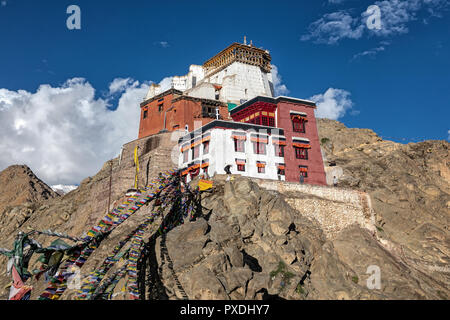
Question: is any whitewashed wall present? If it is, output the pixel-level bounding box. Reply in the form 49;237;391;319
146;61;273;103
179;128;286;182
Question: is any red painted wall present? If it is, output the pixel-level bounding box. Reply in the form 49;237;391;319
138;95;229;138
276;101;327;186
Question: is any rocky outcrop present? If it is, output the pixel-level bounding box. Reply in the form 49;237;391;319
317;118;449;296
0;121;448;300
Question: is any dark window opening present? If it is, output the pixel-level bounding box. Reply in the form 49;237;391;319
268;117;275;127
277;168;285;175
143;110;148;119
234;139;245;152
257;165;265;174
237;164;245;172
203;141;210;154
292;117;306;133
202;105;216;118
294;147;308;160
253;142;266;155
299;166;308;178
192;145;200;159
262;116;268;126
158;104;163;112
274;145;285;157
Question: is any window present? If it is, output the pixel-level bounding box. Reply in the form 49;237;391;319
192;76;197;87
236;159;246;172
202;105;216;118
253;142;266;155
277;167;285;175
274;144;285;157
183;150;189;163
193;145;200;159
268;117;275;127
190;167;200;179
203;141;210;154
143;110;148;119
234;139;245;152
262;116;268;126
257;162;266;174
299;166;308;178
292;117;306;133
158;104;163;112
294;147;308;160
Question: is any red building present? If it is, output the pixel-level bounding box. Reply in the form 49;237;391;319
230;96;327;185
138;89;230;138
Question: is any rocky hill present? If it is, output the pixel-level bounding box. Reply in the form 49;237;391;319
0;165;58;237
0;121;448;300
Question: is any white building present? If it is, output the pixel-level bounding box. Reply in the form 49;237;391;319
146;42;274;107
178;120;287;182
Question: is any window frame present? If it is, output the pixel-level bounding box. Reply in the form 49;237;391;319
234;139;245;153
192;145;200;159
203;141;210;155
294;147;309;160
299;166;308;178
253;142;266;155
292;117;306;133
274;144;285;157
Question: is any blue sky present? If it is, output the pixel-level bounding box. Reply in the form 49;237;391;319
0;0;449;185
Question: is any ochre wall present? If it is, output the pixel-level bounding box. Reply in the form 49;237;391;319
276;101;327;186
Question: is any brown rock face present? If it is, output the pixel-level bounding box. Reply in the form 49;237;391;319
0;122;448;300
0;165;58;240
0;165;57;214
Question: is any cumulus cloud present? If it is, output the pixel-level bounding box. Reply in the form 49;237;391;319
301;0;449;44
0;78;149;185
158;77;174;91
271;65;289;96
310;88;354;120
301;11;365;44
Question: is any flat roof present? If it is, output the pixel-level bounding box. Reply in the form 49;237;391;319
230;95;316;115
178;120;284;144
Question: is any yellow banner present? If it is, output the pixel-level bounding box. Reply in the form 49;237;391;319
134;146;139;189
198;179;213;191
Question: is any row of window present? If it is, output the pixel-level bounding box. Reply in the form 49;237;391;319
234;139;309;159
235;161;308;178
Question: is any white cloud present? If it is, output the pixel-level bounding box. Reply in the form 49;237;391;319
301;11;365;44
351;43;387;60
271;65;289;96
310;88;354;120
447;129;450;141
0;78;149;185
301;0;449;44
108;78;139;95
1;1;6;7
158;77;174;91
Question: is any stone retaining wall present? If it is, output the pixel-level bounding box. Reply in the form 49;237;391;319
256;180;377;238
